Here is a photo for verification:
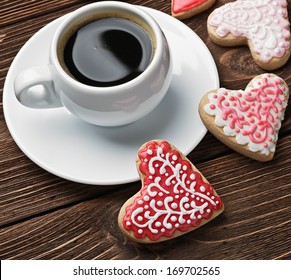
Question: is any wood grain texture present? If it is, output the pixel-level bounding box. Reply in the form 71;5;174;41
0;0;95;27
1;135;290;259
0;0;291;260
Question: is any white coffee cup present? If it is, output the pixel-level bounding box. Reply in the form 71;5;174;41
14;2;172;126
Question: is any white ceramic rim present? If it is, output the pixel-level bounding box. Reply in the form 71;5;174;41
51;1;165;95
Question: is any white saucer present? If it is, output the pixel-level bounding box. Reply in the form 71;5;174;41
3;7;219;185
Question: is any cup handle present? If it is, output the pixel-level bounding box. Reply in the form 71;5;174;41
14;65;63;108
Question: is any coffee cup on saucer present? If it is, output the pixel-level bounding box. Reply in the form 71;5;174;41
14;1;172;126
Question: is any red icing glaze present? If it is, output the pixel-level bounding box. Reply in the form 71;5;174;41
123;141;223;241
172;0;209;14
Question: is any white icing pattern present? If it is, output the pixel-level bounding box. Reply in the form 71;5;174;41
209;0;291;62
204;74;289;155
130;146;218;235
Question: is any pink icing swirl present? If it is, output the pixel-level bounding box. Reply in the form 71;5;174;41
204;74;289;155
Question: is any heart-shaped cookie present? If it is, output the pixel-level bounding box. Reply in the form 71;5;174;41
199;74;289;161
172;0;216;19
118;140;224;243
207;0;291;70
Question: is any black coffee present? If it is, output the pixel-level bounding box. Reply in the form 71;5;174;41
63;17;153;87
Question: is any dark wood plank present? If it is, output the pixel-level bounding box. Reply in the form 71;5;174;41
4;115;289;227
0;0;95;27
0;0;171;28
0;135;290;259
0;0;291;260
0;130;230;226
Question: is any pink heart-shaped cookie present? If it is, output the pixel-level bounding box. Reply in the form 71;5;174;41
207;0;291;70
199;74;289;161
118;140;224;243
172;0;216;19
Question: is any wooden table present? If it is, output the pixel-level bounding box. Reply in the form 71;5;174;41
1;0;290;260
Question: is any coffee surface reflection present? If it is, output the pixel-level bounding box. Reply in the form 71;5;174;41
64;17;153;87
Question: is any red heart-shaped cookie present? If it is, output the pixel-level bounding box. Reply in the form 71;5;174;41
199;74;289;161
207;0;291;70
118;140;224;243
172;0;216;19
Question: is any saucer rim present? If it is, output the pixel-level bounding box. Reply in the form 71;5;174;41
3;7;219;185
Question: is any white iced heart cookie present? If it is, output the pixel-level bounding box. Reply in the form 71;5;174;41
207;0;291;70
199;74;289;161
118;140;224;243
